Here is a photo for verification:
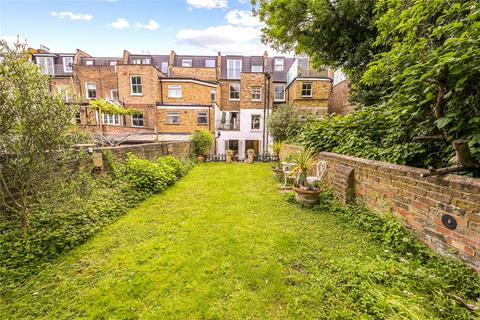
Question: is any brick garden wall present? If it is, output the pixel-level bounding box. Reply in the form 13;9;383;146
99;141;192;162
280;145;480;270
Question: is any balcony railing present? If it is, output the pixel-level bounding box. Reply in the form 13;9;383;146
216;120;240;131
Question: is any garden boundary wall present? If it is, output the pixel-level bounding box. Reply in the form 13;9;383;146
280;144;480;270
98;141;192;162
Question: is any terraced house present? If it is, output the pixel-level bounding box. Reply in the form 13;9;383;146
32;48;333;159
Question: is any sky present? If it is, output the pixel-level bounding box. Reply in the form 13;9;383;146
0;0;282;57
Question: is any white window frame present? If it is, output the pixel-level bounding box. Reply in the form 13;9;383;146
36;56;54;75
166;112;180;124
168;85;182;98
85;59;94;66
251;114;261;130
210;89;217;102
161;62;169;74
102;113;122;125
182;59;192;67
130;75;142;96
274;58;284;72
85;82;97;99
251;65;263;72
227;59;241;79
197;111;209;124
62;56;73;73
132;58;142;65
109;61;117;66
251;87;262;101
301;82;313;97
205;59;215;68
131;113;144;127
229;83;240;101
111;89;119;100
274;84;285;101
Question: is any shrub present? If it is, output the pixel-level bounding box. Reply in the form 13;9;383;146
268;104;303;142
191;129;213;155
0;153;193;289
124;154;177;193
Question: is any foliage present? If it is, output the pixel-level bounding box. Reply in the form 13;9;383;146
254;0;384;106
289;149;317;187
314;189;480;302
1;163;478;319
362;0;480;164
271;140;284;167
258;0;480;169
88;98;142;115
267;104;302;142
292;109;440;166
0;40;76;228
0;153;193;289
191;129;213;155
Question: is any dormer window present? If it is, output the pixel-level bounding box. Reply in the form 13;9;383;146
36;56;54;75
62;56;73;73
132;58;150;65
274;58;284;72
227;59;241;79
85;59;94;66
161;62;168;74
182;59;192;67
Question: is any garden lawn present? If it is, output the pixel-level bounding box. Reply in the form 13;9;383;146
0;163;475;319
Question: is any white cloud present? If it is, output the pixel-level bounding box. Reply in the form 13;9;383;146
187;0;228;9
136;20;159;30
111;18;130;29
51;11;93;21
225;9;263;27
177;24;270;54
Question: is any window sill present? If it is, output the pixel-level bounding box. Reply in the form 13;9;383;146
274;99;285;102
132;125;144;128
197;123;209;125
168;96;182;99
251;100;262;102
301;95;313;98
229;99;240;102
130;93;143;96
164;123;181;125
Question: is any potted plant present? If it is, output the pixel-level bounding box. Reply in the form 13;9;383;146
246;148;255;163
290;149;321;207
226;149;234;163
191;129;213;162
271;140;284;172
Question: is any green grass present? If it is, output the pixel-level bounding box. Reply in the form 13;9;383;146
0;163;477;319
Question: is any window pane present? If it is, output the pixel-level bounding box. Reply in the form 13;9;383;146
205;59;215;68
197;112;208;124
229;84;240;100
274;58;284;71
166;112;180;124
182;59;192;67
274;84;285;101
161;62;168;74
132;114;144;127
168;85;182;98
251;65;263;72
251;115;261;130
251;87;261;101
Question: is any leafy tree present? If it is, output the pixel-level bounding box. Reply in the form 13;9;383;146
254;0;383;106
362;0;480;168
0;40;76;228
267;104;302;142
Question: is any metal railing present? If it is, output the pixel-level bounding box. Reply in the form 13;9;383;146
215;120;240;131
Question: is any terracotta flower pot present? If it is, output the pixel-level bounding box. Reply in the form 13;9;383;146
196;154;205;163
293;186;321;207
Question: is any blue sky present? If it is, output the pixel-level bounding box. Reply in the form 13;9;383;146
0;0;277;56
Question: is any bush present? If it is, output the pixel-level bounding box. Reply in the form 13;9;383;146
0;153;193;289
267;104;302;142
191;129;213;155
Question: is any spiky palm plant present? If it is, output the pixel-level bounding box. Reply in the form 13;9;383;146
290;149;317;188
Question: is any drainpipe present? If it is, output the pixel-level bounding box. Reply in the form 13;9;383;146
265;73;271;154
262;73;267;154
